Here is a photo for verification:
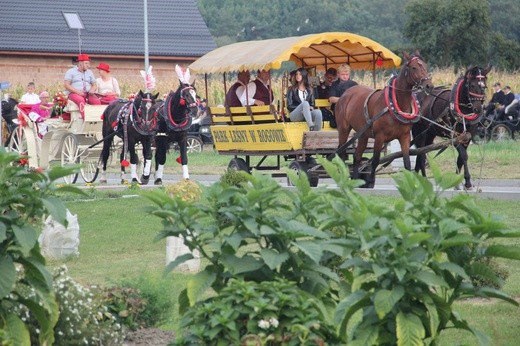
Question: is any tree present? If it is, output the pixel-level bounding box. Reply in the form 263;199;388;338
404;0;491;67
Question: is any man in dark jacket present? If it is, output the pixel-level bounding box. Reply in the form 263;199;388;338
485;82;505;118
328;64;358;127
497;86;516;120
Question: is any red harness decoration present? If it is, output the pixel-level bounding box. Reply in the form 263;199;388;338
167;94;190;128
450;78;482;122
384;76;420;123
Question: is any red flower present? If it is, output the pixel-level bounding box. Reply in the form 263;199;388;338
176;156;182;164
19;158;28;166
121;160;130;167
35;167;44;173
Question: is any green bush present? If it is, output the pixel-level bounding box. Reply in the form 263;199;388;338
145;156;520;346
219;169;250;187
105;275;176;330
0;149;83;345
174;278;342;345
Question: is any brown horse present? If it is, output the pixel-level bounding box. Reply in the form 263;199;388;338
335;52;433;188
412;65;490;190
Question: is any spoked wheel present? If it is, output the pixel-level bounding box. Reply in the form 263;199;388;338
8;126;28;156
80;158;100;183
228;158;250;173
491;124;513;141
61;134;79;184
287;161;319;187
186;135;203;153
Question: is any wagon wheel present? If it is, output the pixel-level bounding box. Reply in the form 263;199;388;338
491;124;512;141
60;134;79;184
8;126;28;157
186;135;203;153
80;157;100;183
287;161;319;187
228;158;250;173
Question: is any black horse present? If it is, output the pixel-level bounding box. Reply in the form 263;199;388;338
99;90;159;184
1;97;19;146
412;65;490;190
153;80;198;185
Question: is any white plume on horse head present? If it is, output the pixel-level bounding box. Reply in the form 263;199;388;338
175;64;191;85
140;65;156;91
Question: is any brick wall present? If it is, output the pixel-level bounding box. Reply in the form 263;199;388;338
0;55;197;98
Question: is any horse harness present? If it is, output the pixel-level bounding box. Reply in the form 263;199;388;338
333;75;422;158
159;86;196;132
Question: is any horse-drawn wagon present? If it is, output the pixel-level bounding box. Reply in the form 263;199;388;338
8;101;109;183
189;32;410;186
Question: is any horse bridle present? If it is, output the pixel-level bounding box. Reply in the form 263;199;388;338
404;56;432;91
165;86;197;127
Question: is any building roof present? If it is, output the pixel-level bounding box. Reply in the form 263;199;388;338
0;0;217;58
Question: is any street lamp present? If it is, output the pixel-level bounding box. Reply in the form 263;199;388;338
62;11;85;54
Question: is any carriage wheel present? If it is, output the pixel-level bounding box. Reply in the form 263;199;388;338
186;135;204;153
7;126;28;157
287;161;319;187
228;158;250;173
60;134;79;184
491;124;512;141
80;159;100;183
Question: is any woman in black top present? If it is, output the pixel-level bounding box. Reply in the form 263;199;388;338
286;68;322;131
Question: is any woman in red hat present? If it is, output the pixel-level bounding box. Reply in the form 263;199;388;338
63;53;101;119
95;62;121;104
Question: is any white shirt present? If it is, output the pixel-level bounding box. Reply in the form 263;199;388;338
21;92;40;104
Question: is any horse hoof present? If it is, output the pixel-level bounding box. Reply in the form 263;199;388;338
141;175;150;185
154;178;163;185
131;178;140;184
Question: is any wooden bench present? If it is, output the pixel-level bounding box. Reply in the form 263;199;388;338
209;105;279;125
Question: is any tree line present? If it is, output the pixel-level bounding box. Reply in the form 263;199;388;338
197;0;520;70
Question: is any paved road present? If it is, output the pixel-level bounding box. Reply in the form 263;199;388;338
81;174;520;200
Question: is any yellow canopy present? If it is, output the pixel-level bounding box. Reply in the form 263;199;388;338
189;32;401;74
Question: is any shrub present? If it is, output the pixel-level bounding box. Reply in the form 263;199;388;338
104;275;176;330
10;266;125;345
174;278;343;345
470;257;509;290
145;156;520;345
164;179;203;202
0;149;83;345
219;169;250;187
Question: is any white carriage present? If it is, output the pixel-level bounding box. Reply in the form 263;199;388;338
8;101;109;183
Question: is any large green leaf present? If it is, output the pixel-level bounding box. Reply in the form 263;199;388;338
260;248;289;270
474;287;519;306
12;225;37;255
413;271;449;288
164;253;194;275
221;254;263;275
292;240;323;263
18;257;53;293
422;296;440;340
485;245;520;260
41;197;67;225
0;256;16;299
19;296;59;346
437;262;470;280
187;270;217;306
335;290;371;337
3;313;31;346
441;234;478;249
374;286;404;319
396;311;425;346
0;223;6;243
